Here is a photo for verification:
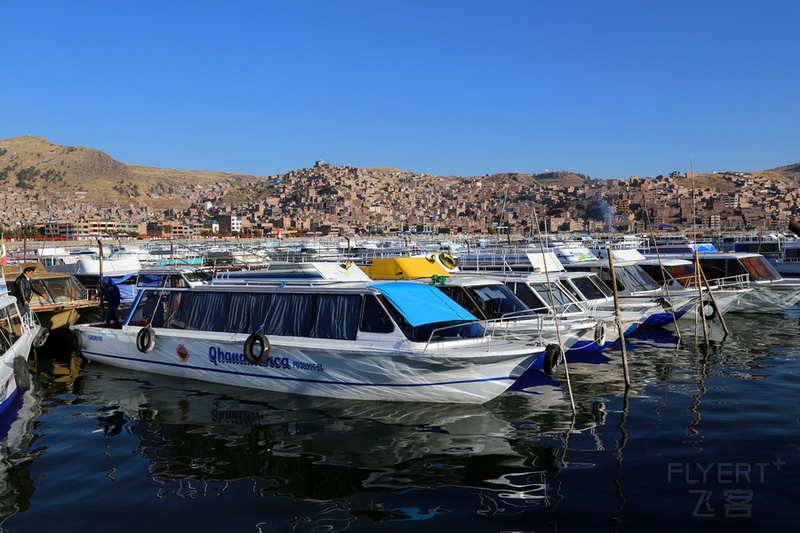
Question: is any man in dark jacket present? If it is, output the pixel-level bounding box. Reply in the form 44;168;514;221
100;276;122;328
12;266;44;322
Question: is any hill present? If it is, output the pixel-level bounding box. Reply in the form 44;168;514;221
766;162;800;185
1;135;795;215
0;136;262;209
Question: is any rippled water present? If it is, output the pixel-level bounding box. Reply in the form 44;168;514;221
1;312;798;532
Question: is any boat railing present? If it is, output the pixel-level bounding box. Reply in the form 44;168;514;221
711;274;750;290
421;315;542;353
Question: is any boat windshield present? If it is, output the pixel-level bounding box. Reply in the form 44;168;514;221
504;280;583;314
561;275;614;300
437;284;534;320
613;265;660;292
0;302;23;350
32;276;89;303
740;256;782;281
698;256;781;282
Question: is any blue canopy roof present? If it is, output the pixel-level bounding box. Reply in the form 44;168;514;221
371;282;476;327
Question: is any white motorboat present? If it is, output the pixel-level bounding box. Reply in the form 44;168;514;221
361;257;596;356
663;252;800;314
72;279;549;404
553;247;701;326
0;291;43;413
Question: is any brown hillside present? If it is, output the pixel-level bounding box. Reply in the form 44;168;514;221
0;136;263;209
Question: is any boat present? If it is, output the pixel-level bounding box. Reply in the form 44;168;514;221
4;265;98;330
481;270;645;349
0;289;43;414
71;277;549;404
657;251;800;314
635;257;751;318
712;232;800;277
553;246;701;326
361;256;598;356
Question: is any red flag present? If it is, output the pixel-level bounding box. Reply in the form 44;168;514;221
0;237;7;266
276;229;284;240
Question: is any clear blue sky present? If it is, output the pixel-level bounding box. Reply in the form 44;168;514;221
3;1;798;180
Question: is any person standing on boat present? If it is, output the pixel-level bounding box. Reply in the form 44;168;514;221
100;276;122;328
12;266;44;324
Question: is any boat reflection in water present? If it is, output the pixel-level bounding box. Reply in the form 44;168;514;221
0;382;42;522
78;363;607;516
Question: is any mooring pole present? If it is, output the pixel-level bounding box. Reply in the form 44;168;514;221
607;247;630;388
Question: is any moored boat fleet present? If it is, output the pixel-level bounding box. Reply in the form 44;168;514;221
4;229;800;405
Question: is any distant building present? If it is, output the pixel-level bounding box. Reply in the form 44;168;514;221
217;214;242;234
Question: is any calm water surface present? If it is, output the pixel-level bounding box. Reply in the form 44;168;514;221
1;312;798;532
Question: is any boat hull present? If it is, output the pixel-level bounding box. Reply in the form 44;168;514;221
732;280;800;313
74;325;545;404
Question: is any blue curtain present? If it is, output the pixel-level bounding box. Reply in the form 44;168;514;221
309;294;361;340
186;292;228;331
224;293;271;333
264;293;313;336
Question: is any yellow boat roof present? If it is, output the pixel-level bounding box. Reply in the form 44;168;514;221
361;257;450;279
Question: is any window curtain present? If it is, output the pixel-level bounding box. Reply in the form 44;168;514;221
309;294;360;340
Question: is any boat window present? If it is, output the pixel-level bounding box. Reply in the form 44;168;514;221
129;290;172;327
437;286;484;318
504;281;547;313
264;293;314;337
740;256;781;281
614;266;659;292
568;276;613;299
0;303;22;352
696;259;729;280
638;264;669;285
186;291;229;331
463;284;533;319
360;294;394;333
663;264;697;287
530;283;584;313
165;291;193;329
224;292;272;333
309;294;361;340
698;258;747;280
33;276;89;304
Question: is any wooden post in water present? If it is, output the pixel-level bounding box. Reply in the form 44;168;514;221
606;248;630;388
693;250;710;345
534;208;575;414
98;239;105;319
699;259;730;336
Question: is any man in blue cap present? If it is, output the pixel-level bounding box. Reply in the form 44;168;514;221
100;276;122;328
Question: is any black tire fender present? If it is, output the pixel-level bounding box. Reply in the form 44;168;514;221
136;326;156;353
543;343;563;375
700;300;718;319
13;356;31;393
594;322;607;348
243;333;270;366
72;329;84;353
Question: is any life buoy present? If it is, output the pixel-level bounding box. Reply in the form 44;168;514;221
243;333;270;366
13;356;31;393
439;252;457;270
136;326;156;353
33;327;50;349
594;322;607;349
542;344;563;375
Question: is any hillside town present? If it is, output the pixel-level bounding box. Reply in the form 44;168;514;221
1;158;798;239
